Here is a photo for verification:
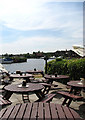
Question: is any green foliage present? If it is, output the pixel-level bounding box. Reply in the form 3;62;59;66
56;58;63;61
67;58;85;79
47;58;85;80
13;56;27;63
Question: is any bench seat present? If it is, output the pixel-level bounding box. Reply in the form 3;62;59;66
40;83;58;87
0;89;5;93
57;91;83;99
36;93;56;103
40;83;58;95
57;91;83;107
0;95;12;107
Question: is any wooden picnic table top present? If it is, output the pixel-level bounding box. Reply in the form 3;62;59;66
67;81;85;95
0;102;82;119
26;70;44;74
67;81;85;89
44;74;69;80
4;83;45;102
26;70;44;76
9;73;33;78
9;74;34;82
4;83;44;94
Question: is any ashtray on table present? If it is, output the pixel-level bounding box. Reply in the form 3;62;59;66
52;75;55;78
18;84;29;88
77;82;83;85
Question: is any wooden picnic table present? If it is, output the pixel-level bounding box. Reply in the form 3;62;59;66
4;83;44;102
67;80;85;94
57;81;85;107
26;70;44;76
9;74;34;82
44;74;69;84
0;102;82;119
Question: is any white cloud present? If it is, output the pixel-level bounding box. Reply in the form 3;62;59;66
1;36;74;54
0;0;83;54
0;0;83;31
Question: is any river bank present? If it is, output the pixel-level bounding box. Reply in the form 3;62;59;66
3;59;45;73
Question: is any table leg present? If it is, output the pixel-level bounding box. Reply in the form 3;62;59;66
62;98;68;105
42;86;51;95
67;99;73;107
47;79;53;84
69;87;82;95
42;72;44;77
62;98;73;107
25;78;31;83
35;90;45;100
9;77;13;81
69;87;74;93
3;91;13;100
74;88;82;95
22;94;30;103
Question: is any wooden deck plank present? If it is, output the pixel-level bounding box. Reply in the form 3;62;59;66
8;104;21;119
50;103;58;119
23;103;32;119
56;104;66;120
16;103;26;119
0;96;11;106
0;103;82;120
0;97;9;104
1;106;14;119
0;108;7;118
38;102;44;120
0;101;3;105
70;108;81;120
62;106;74;119
44;103;51;120
30;102;38;120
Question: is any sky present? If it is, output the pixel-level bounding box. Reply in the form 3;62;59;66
0;0;84;54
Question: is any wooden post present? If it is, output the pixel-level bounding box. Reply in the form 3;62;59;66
44;56;48;74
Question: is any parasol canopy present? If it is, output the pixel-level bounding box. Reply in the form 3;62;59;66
0;63;8;73
72;45;85;57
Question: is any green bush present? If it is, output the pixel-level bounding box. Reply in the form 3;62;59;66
13;57;27;63
47;58;85;80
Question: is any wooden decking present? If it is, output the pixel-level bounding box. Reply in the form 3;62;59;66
0;77;85;119
0;102;82;120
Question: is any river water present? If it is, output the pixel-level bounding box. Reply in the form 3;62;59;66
3;59;46;73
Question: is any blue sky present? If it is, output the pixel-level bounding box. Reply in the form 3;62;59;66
0;0;84;54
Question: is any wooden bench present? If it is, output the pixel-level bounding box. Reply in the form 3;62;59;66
41;83;58;87
0;95;12;107
57;91;83;107
66;85;71;89
0;89;5;93
36;93;56;103
40;83;58;95
3;79;11;85
0;89;6;97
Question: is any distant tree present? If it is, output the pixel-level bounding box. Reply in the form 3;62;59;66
4;53;9;57
9;54;13;57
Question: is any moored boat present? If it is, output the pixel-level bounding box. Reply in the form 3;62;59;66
0;58;13;64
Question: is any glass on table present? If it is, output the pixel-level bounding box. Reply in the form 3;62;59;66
22;81;26;86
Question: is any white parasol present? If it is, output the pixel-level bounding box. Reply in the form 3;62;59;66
72;45;85;57
0;63;8;73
